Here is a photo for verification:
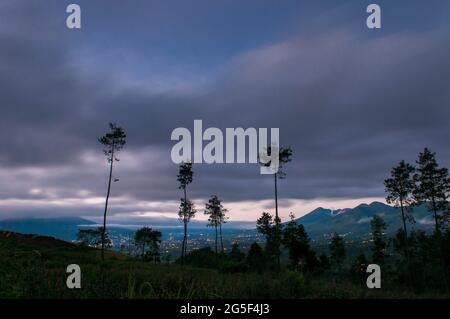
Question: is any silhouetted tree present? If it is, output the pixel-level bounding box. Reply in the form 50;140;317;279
256;212;281;268
371;215;387;264
177;162;194;263
218;205;229;253
413;148;450;288
384;160;415;272
135;227;162;262
77;227;111;248
204;195;228;253
329;233;346;270
178;198;196;261
413;148;449;234
282;213;314;271
77;228;100;247
146;230;162;263
98;123;126;261
260;146;292;268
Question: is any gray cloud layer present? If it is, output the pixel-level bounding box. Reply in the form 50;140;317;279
1;1;449;219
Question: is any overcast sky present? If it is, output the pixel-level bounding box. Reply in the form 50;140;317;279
0;0;449;224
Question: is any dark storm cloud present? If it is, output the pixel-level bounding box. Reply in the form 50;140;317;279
1;1;450;219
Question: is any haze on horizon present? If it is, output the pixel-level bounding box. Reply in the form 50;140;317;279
0;1;449;224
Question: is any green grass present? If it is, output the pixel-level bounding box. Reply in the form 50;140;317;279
0;231;449;299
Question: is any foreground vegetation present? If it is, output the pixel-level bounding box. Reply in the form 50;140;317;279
1;231;449;299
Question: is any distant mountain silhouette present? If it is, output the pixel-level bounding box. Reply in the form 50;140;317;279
0;216;256;244
0;217;95;241
295;201;433;239
0;202;437;244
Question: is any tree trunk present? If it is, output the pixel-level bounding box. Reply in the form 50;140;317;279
184;187;189;257
274;173;280;268
215;225;218;254
219;223;224;253
399;198;410;258
183;219;188;255
181;187;188;264
431;195;448;289
101;145;114;261
400;197;414;288
180;221;187;262
274;173;279;222
431;196;440;234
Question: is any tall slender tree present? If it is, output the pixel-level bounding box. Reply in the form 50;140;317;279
413;148;449;234
218;199;229;253
178;198;196;260
384;160;415;263
98;123;126;261
204;195;228;253
177;162;194;263
260;146;292;268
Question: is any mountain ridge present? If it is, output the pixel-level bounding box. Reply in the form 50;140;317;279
295;201;433;239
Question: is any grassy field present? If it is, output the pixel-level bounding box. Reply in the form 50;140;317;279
0;231;448;299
